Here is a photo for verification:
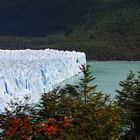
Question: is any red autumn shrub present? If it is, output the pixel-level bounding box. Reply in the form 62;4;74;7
1;114;71;140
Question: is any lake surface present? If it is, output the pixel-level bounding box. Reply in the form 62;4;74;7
62;61;140;98
88;61;140;97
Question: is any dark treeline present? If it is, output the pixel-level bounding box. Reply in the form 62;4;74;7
0;0;140;60
0;35;139;60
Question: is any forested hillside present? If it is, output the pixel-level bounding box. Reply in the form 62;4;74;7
0;0;140;60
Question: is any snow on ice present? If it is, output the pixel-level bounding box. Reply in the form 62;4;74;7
0;49;86;111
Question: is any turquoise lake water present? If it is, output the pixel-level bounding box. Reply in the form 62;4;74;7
88;61;140;97
62;61;140;98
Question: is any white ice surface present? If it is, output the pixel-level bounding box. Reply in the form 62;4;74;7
0;49;86;111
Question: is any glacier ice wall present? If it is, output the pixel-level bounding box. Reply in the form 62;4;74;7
0;49;86;111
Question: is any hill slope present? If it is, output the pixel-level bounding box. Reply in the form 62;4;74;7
0;0;140;60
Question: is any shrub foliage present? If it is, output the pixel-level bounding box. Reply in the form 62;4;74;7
0;65;122;140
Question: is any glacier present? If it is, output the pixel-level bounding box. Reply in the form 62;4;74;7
0;49;86;111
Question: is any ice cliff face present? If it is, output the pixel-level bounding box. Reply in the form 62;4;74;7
0;49;86;111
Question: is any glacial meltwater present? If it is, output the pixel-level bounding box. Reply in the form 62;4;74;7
64;61;140;98
89;61;140;97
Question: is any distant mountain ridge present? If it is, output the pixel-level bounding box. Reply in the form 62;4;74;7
0;0;140;60
0;0;92;36
0;0;138;36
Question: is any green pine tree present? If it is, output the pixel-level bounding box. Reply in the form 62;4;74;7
39;64;121;140
116;71;140;139
79;64;97;104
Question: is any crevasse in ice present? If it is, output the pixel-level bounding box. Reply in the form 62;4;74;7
0;49;86;111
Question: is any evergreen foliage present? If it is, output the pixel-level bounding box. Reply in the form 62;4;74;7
79;64;97;104
39;65;122;140
116;71;140;139
38;88;62;117
0;65;122;139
